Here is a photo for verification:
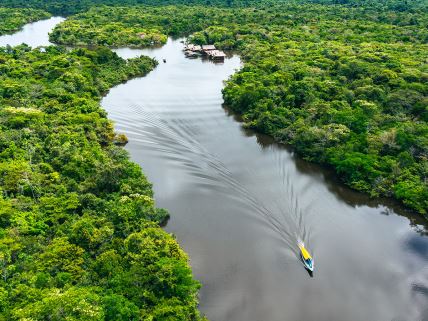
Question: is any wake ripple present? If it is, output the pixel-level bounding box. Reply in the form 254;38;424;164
120;104;314;262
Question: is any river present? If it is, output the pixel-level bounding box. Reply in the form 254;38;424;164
1;18;427;321
0;17;65;47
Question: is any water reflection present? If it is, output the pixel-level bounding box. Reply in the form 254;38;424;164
0;17;65;47
225;107;428;235
104;39;428;321
3;16;427;321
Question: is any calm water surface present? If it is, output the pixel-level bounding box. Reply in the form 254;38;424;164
3;20;428;321
0;17;64;47
107;40;428;321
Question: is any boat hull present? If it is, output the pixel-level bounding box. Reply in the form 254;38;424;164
300;252;314;272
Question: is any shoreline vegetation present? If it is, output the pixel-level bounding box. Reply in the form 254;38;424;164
0;44;207;320
0;8;51;36
46;3;427;214
0;0;426;319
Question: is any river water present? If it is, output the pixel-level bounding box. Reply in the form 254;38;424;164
0;17;65;47
2;18;428;321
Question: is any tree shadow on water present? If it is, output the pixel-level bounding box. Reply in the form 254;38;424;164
222;105;428;236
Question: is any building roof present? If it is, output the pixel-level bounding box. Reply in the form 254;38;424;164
202;45;216;50
210;50;226;57
185;44;202;51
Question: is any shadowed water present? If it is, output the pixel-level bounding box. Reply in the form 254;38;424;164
2;20;427;321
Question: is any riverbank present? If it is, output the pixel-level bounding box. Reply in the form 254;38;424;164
1;13;427;321
0;8;50;35
0;25;207;320
48;4;428;215
102;38;428;321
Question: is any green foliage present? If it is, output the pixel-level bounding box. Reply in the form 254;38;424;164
49;2;428;48
103;294;140;321
0;8;50;35
222;29;427;212
48;4;428;213
0;1;426;318
0;45;205;319
1;0;427;15
49;6;171;47
220;10;428;212
11;287;104;320
0;0;248;15
49;6;241;48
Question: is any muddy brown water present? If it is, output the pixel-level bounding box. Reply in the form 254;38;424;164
2;19;427;321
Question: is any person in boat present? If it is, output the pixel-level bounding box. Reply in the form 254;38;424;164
298;242;314;272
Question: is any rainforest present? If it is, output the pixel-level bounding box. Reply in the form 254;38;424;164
0;0;427;320
47;3;428;213
0;8;50;35
0;38;205;321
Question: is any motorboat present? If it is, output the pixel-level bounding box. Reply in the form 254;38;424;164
298;242;314;272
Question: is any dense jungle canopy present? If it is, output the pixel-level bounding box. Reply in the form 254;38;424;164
48;3;428;213
1;0;427;15
0;8;50;35
0;0;427;320
0;43;206;321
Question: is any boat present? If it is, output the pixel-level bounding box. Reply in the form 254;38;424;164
298;242;314;272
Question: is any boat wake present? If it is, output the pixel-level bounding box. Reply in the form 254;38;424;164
119;104;314;270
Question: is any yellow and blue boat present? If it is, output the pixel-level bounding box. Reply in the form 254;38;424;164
298;242;314;272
